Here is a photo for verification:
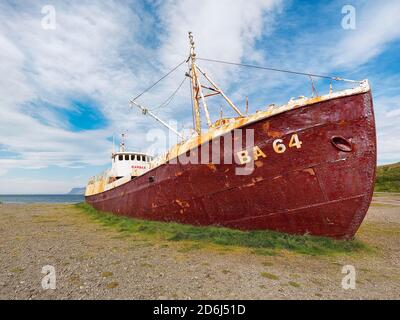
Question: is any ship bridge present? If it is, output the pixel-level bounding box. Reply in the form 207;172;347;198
111;151;153;178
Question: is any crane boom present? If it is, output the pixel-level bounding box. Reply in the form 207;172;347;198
129;100;184;139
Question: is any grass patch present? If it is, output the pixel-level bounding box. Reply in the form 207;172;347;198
101;271;113;278
139;262;153;268
75;203;368;256
251;248;278;256
106;281;119;289
370;202;398;208
261;272;279;280
177;243;204;253
288;281;301;288
69;274;83;286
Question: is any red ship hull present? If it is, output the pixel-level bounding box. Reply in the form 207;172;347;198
86;91;376;239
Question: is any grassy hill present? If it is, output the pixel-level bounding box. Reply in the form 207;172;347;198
375;162;400;192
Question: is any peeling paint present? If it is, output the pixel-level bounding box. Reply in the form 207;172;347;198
303;168;316;176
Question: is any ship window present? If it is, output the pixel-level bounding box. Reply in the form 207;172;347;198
131;154;135;161
125;155;129;160
141;155;145;161
118;155;123;161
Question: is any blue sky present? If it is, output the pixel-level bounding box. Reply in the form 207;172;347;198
0;0;399;194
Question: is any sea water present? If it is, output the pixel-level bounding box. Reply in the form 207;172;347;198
0;194;84;204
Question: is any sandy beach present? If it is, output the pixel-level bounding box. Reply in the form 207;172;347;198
0;195;399;300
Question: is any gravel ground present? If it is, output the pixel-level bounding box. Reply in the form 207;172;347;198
0;196;399;300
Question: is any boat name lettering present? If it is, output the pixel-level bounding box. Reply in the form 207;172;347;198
236;134;303;165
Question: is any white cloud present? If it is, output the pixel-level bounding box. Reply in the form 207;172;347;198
159;0;281;66
374;95;400;164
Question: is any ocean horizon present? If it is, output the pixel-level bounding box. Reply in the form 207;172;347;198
0;194;84;204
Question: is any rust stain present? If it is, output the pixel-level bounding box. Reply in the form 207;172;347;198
267;130;282;138
262;121;270;132
308;96;323;104
175;199;190;208
244;182;256;188
303;168;316;176
263;120;281;138
255;161;264;168
207;163;217;172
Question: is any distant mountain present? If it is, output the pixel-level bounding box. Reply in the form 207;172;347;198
67;187;86;195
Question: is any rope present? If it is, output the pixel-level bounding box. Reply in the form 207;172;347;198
151;75;188;112
197;57;361;83
131;59;187;102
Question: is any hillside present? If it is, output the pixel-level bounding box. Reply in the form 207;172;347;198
375;162;400;192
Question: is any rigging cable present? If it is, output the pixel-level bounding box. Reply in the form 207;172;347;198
151;75;188;112
131;58;187;102
197;57;361;83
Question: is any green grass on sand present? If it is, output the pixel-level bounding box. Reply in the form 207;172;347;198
75;203;368;256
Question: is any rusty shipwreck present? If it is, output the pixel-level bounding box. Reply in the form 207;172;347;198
85;32;376;239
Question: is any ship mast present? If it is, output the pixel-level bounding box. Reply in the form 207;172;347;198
119;133;126;152
188;32;211;135
187;32;243;136
130;32;245;140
